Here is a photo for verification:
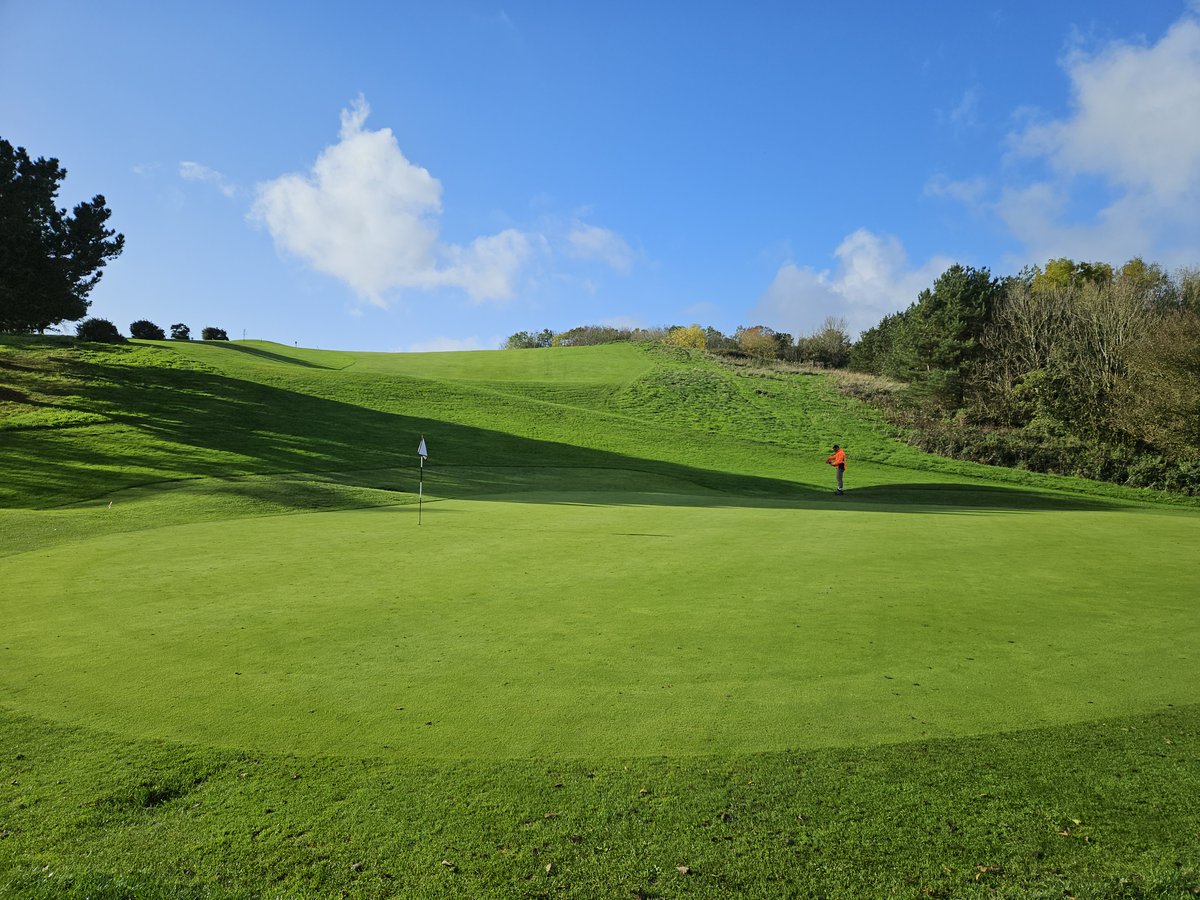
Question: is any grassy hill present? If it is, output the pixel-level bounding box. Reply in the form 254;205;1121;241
1;335;1198;898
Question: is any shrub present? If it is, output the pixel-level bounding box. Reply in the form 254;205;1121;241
75;318;125;343
129;319;166;340
170;323;191;341
735;325;780;360
664;324;706;350
201;327;229;341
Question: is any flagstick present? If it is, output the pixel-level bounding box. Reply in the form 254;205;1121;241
416;435;429;525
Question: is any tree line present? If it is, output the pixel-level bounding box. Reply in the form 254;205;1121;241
503;319;854;368
848;259;1199;493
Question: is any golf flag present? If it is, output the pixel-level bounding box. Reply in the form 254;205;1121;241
417;436;428;524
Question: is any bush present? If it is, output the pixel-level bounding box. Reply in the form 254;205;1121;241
201;327;229;341
735;325;780;360
75;318;125;343
129;319;166;340
170;323;190;341
664;324;706;350
553;325;629;347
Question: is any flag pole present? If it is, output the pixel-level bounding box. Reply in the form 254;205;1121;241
417;435;428;525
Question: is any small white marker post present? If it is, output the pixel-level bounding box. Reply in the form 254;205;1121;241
417;436;428;524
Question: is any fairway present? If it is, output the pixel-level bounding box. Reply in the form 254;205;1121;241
3;492;1196;759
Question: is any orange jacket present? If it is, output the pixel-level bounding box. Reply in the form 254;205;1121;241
827;448;846;467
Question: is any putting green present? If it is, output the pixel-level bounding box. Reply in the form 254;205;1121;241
2;492;1196;759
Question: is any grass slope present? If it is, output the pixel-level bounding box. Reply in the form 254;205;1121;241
1;335;1198;897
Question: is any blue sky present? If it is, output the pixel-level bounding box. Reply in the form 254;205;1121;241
3;1;1198;351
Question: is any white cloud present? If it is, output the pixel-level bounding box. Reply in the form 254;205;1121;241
566;222;634;273
997;12;1200;265
251;95;533;304
1013;17;1200;197
180;161;237;197
750;230;953;339
944;86;981;133
924;174;987;204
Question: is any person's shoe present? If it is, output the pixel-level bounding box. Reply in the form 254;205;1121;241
835;489;844;495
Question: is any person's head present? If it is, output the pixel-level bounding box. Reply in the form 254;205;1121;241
832;444;840;451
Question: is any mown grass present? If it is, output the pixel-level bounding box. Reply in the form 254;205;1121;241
4;498;1198;759
1;335;1198;897
3;706;1197;898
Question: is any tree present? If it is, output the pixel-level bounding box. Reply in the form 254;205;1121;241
201;326;229;340
170;323;191;341
1117;257;1173;308
796;317;852;368
735;325;779;360
1117;308;1200;456
887;264;1002;407
1041;278;1154;438
849;312;902;373
1029;257;1114;293
503;329;551;349
1178;267;1200;315
664;324;706;350
973;271;1155;437
704;326;736;352
75;317;124;343
0;138;124;333
130;319;166;340
552;325;624;346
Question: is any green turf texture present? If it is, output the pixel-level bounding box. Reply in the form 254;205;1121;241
1;335;1198;897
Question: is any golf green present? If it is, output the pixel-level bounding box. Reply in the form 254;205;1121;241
3;492;1195;759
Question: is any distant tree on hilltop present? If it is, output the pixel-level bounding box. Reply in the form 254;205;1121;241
202;327;229;340
170;323;190;341
735;325;780;359
795;318;852;368
664;324;706;350
75;317;125;343
503;329;553;349
130;319;166;340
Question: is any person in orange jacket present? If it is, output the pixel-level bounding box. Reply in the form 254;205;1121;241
826;444;846;494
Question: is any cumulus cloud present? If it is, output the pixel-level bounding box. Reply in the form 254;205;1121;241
180;161;237;197
566;222;634;273
1013;17;1200;196
251;95;532;304
750;230;953;339
1000;12;1200;264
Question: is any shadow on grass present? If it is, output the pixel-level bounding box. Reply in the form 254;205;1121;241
197;341;338;370
0;347;1119;515
838;483;1118;513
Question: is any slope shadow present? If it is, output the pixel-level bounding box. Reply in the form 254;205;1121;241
198;341;338;369
0;354;1120;515
838;483;1118;513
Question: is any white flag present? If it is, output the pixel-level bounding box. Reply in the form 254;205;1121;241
418;437;428;459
